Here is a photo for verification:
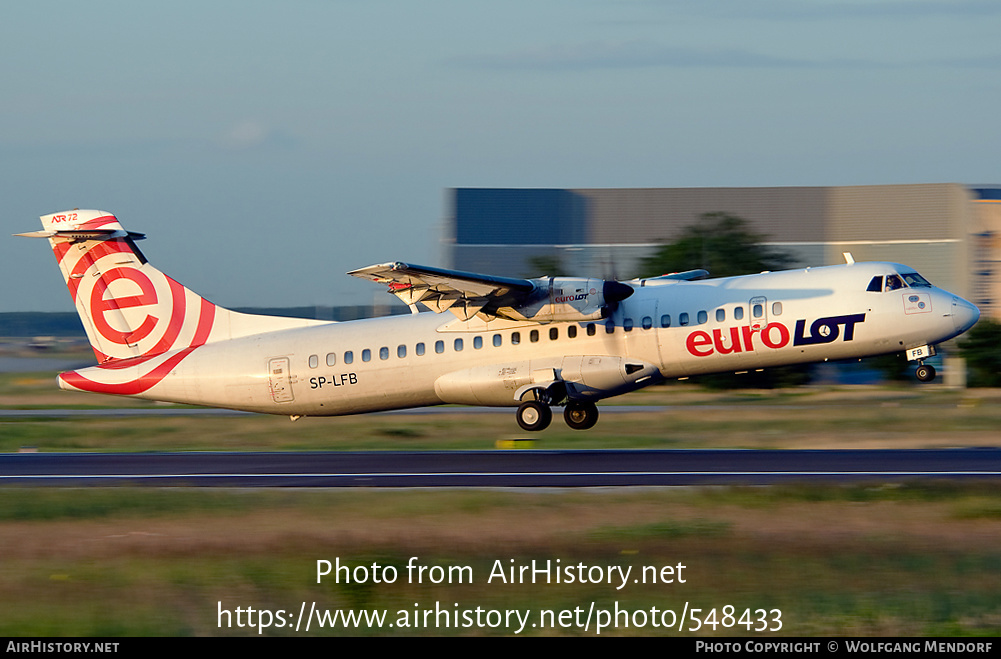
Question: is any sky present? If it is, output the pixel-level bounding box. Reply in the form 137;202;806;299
3;0;999;311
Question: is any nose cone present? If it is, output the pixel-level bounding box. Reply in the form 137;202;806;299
952;296;980;335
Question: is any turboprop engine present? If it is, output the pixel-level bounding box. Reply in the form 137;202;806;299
498;277;634;323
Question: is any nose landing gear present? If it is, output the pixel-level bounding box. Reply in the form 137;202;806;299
905;345;937;383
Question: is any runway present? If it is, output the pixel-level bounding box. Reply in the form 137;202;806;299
2;448;1000;487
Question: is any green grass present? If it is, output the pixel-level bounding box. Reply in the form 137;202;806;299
588;519;732;541
0;489;258;521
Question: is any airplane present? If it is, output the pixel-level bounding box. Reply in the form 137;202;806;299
18;209;981;431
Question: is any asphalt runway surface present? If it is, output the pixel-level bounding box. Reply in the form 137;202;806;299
2;448;1000;487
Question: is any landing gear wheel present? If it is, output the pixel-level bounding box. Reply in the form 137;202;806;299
563;401;599;430
915;364;936;383
516;401;552;431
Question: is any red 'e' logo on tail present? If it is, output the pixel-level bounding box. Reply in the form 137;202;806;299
89;268;159;345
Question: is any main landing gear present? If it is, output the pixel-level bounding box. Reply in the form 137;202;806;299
516;401;552;431
515;400;599;431
563;401;600;430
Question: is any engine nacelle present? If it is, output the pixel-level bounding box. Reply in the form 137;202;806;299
499;278;634;323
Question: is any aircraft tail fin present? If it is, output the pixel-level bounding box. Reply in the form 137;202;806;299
19;210;324;364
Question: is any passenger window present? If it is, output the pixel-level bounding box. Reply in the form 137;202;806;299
605;320;615;334
326;353;337;367
530;330;539;343
623;318;633;332
697;310;708;325
586;324;596;336
511;332;521;345
474;336;483;349
642;316;653;330
380;347;389;360
493;334;502;347
716;309;725;322
435;340;444;354
550;327;559;340
772;302;782;316
752;304;763;318
362;349;371;362
397;345;407;358
660;314;671;328
308;355;318;368
734;307;744;321
867;276;883;292
454;338;463;351
679;312;690;326
416;343;425;356
344;351;354;364
568;325;577;338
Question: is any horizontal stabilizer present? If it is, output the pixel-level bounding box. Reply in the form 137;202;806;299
16;229;146;241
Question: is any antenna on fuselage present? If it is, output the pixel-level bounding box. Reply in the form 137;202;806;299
842;252;855;264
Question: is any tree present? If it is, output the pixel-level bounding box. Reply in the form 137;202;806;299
862;352;913;383
642;212;804;388
639;212;794;279
523;254;567;278
958;319;1001;387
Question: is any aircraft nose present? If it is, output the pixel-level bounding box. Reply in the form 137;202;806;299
952;296;980;334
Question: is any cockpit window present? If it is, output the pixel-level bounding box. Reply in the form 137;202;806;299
869;272;930;292
900;272;932;288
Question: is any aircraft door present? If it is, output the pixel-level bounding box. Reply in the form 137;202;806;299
268;357;295;403
748;296;768;333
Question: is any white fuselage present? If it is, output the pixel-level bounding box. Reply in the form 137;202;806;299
64;261;978;416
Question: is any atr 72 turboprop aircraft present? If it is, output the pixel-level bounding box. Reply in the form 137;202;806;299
19;210;980;431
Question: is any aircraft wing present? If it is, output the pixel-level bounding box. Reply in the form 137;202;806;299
348;262;539;320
